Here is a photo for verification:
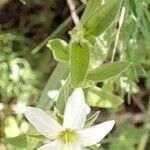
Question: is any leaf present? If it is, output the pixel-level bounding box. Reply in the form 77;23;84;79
37;62;69;109
27;134;45;139
128;0;137;17
144;8;150;32
27;128;45;140
135;64;148;77
55;76;73;114
81;0;122;36
5;134;27;148
89;37;108;69
85;111;100;127
86;88;123;108
81;0;103;22
70;42;90;88
47;39;69;61
87;62;131;81
109;123;147;150
26;128;46;150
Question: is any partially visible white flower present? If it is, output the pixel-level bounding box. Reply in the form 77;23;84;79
0;103;4;111
12;102;26;114
47;89;91;114
47;79;65;101
25;88;115;150
47;90;59;101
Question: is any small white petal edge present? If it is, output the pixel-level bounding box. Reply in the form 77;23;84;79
47;90;59;101
78;120;115;146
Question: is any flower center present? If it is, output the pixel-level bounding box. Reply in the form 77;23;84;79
58;129;77;144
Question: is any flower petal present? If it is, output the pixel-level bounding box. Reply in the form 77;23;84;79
38;140;61;150
62;143;82;150
63;88;86;129
78;120;115;146
73;143;82;150
24;107;63;139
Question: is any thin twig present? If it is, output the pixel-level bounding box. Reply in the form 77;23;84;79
67;0;80;26
111;7;126;62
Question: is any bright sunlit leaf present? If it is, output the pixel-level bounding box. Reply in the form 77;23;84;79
47;39;69;61
86;88;123;108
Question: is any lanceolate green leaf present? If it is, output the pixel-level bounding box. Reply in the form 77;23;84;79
87;62;131;81
47;39;69;61
81;0;122;36
85;111;100;127
71;42;90;88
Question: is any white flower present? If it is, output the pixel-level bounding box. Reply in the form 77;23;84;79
47;89;91;115
24;88;115;150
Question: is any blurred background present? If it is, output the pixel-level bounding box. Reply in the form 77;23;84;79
0;0;150;150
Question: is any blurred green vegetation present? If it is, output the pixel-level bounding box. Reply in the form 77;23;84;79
0;0;150;150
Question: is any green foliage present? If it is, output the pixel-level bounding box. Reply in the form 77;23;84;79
109;123;147;150
85;111;100;127
87;62;131;81
70;42;90;88
89;37;108;69
0;32;38;103
81;0;122;36
86;88;123;108
37;62;69;109
55;76;72;113
47;39;69;62
26;128;45;150
5;134;27;148
1;0;150;149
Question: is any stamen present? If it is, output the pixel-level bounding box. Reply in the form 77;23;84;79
58;129;77;144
